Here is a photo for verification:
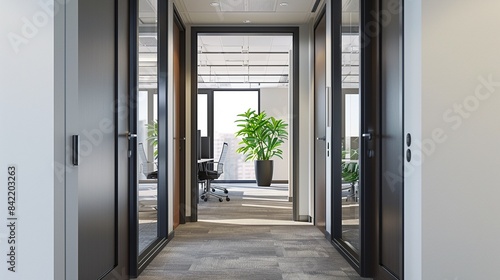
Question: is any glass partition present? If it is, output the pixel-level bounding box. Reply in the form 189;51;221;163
340;0;360;254
137;0;158;257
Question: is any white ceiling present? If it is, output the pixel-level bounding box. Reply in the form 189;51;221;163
198;35;292;88
174;0;323;25
137;0;360;89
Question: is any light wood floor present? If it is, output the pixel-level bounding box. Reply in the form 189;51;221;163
137;183;366;280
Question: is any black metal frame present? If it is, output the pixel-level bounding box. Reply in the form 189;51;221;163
191;27;300;222
128;0;170;277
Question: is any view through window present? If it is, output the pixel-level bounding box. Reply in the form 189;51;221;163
213;91;259;180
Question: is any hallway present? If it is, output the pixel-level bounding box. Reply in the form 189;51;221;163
137;184;365;279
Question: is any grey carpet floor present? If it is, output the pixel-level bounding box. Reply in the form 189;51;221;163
137;183;367;280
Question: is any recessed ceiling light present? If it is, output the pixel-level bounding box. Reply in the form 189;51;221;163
210;2;219;7
243;19;251;23
279;2;289;6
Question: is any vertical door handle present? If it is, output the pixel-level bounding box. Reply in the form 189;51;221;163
72;135;79;166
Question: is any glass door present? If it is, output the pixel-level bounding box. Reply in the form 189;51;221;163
331;0;377;277
340;0;361;254
332;0;363;267
130;0;168;276
137;0;159;255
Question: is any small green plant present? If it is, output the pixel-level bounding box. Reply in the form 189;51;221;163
234;109;288;161
342;161;359;183
341;148;359;183
146;120;158;159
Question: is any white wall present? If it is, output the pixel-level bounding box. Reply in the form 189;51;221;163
405;1;500;279
0;1;58;279
404;0;422;278
260;87;289;181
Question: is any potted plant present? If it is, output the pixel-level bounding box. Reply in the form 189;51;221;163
234;109;288;186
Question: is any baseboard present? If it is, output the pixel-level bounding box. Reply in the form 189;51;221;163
298;215;312;222
325;231;332;240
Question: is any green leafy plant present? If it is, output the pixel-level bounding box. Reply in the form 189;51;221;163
146;120;158;159
342;161;359;183
234;109;288;161
341;147;359;183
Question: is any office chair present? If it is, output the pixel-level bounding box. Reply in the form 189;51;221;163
138;143;157;179
199;142;230;202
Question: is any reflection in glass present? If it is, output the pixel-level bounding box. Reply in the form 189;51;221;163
341;0;360;253
137;0;158;254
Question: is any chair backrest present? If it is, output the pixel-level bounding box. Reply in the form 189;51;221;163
138;143;155;174
138;143;148;165
216;142;228;174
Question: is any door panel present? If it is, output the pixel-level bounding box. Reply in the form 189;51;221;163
377;0;404;278
78;0;117;278
314;13;327;232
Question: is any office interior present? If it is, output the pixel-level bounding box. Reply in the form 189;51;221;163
1;0;500;279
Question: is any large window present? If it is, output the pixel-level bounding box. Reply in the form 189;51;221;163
213;91;259;180
198;90;259;180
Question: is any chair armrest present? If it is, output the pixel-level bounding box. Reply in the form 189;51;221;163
204;161;222;171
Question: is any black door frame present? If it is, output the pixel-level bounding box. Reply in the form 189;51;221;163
190;27;300;222
329;0;378;277
128;0;171;277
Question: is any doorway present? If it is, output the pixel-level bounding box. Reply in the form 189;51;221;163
190;28;300;222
